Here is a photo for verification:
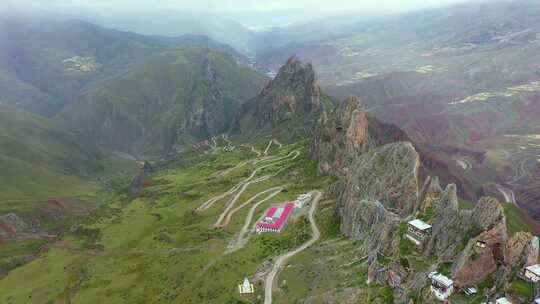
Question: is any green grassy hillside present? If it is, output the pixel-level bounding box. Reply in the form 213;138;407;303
0;155;99;202
0;16;248;116
59;47;268;156
0;106;102;201
0;139;331;303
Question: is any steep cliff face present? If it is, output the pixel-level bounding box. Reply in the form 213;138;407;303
234;56;331;138
424;189;506;260
311;96;371;175
416;176;443;213
339;198;401;256
307;75;538;301
337;142;420;218
452;221;506;287
409;180;540;301
310;90;421;255
311;96;410;175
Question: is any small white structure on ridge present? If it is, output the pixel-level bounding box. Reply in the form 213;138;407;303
476;240;487;249
428;271;454;301
294;193;312;209
521;264;540;282
406;219;432;246
463;286;478;296
495;297;512;304
238;277;254;294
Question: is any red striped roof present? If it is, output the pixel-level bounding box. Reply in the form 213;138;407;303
256;202;294;230
266;207;277;218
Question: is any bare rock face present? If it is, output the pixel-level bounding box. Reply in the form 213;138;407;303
334;141;420;264
314;99;421;257
416;176;443;213
505;232;538;268
423;184;462;259
311;95;411;176
340;199;401;256
0;213;27;232
234;56;326;137
487;233;540;291
425;192;506;261
472;197;506;231
338;142;420;218
179;56;227;139
311;96;372;175
524;236;539;266
452;221;507;287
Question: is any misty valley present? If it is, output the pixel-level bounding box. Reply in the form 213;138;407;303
1;1;540;303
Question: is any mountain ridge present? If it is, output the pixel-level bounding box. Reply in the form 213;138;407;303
0;16;248;116
58;46;268;156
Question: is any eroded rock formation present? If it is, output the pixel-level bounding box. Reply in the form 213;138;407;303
235;56;329;138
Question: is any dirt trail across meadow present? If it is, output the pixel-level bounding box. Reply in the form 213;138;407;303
196;150;299;212
225;186;284;253
264;190;322;304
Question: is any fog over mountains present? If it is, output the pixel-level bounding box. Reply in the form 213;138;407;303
0;1;539;303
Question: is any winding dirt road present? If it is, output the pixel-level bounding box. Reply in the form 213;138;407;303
225;187;284;253
456;158;472;170
197;150;299;212
213;175;271;227
263;140;274;155
216;186;283;229
264;190;322;304
496;184;517;205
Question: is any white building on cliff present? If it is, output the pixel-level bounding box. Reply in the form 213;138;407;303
428;271;454;301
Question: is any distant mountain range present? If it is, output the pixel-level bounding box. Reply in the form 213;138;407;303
58;46;267;156
197;0;540;219
0;16;267;198
0;16;247;116
0;0;539;219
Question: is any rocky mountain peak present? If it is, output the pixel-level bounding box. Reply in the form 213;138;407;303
266;55;319;92
234;56;325;137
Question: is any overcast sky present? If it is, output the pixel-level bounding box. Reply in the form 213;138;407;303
6;0;476;14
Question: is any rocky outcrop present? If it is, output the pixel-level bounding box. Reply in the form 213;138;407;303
452;219;507;287
179;56;227;139
340;199;401;256
309;89;421;260
284;57;540;302
311;96;410;176
311;96;372;175
338;142;420;216
422;184;463;259
425;190;505;261
335;141;420;260
234;56;328;138
505;232;539;269
130;161;155;197
416;176;443;213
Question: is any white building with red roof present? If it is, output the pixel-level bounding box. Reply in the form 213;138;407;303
256;202;294;233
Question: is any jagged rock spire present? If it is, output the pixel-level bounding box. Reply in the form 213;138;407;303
234;56;326;137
